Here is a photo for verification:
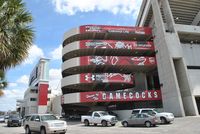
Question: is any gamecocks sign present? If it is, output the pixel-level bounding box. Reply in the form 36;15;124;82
80;90;162;102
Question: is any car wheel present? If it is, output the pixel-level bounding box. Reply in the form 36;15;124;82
25;126;31;134
160;117;167;124
40;127;46;134
101;120;107;127
84;120;89;126
94;123;97;126
145;121;151;127
122;121;128;127
7;123;10;127
111;124;115;126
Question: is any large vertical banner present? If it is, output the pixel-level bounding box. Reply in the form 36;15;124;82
38;83;49;105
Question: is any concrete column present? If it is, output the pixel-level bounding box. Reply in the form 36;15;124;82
151;0;198;116
162;0;198;116
151;0;185;116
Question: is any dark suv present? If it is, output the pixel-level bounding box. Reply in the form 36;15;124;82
7;115;22;127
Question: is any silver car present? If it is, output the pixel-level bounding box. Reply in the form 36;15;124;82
121;113;158;127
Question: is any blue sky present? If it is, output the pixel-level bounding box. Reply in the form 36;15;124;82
0;0;142;111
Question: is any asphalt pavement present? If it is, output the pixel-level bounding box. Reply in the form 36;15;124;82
0;116;200;134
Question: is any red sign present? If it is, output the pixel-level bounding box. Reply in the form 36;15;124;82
80;73;134;84
80;25;152;35
38;83;48;105
80;40;154;51
80;90;162;102
80;56;156;66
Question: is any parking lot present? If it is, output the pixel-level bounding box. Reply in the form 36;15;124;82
0;116;200;134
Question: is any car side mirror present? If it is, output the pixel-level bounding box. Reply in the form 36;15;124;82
35;119;40;122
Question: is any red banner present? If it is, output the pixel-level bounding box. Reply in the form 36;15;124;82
80;73;134;84
80;90;162;102
38;83;48;105
80;56;156;66
80;40;154;51
80;25;152;35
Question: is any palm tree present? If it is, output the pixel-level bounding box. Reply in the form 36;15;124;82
0;0;34;95
0;70;7;96
0;0;34;70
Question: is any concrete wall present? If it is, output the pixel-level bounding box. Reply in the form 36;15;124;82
188;70;200;95
113;110;132;120
52;96;62;116
134;73;147;89
151;0;198;116
62;57;80;71
62;41;80;56
182;44;200;66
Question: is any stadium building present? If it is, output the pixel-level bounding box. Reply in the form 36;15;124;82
61;0;200;118
61;25;162;119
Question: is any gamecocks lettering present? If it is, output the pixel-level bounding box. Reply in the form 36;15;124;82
109;93;114;100
116;93;121;99
129;92;133;99
142;92;145;98
148;92;152;98
154;91;158;98
123;92;127;99
135;92;139;99
102;93;106;100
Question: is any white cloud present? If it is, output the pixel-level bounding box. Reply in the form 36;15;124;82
8;83;18;87
17;75;29;85
0;88;26;111
24;45;44;64
50;45;62;60
51;0;142;17
49;68;62;95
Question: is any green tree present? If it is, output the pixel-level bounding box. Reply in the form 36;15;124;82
0;70;7;96
0;0;34;96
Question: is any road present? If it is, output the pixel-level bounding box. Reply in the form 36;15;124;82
0;116;200;134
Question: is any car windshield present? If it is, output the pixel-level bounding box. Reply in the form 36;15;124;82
41;115;57;121
99;112;109;116
153;109;160;113
10;115;20;118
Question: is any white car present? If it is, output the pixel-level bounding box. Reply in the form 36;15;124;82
81;111;117;127
132;108;174;124
24;114;67;134
0;116;5;123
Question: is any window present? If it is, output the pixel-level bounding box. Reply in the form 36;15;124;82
132;110;140;115
30;89;38;93
94;113;100;117
41;115;57;121
30;98;37;101
136;114;142;118
141;110;156;116
30;116;36;121
143;114;149;118
35;115;40;121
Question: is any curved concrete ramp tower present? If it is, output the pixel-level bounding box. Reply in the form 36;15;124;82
61;25;162;119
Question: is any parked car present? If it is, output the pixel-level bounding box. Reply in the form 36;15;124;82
81;111;117;127
22;115;32;126
121;113;158;127
0;116;5;123
108;111;118;119
7;114;22;127
4;115;9;123
24;114;67;134
132;108;174;124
